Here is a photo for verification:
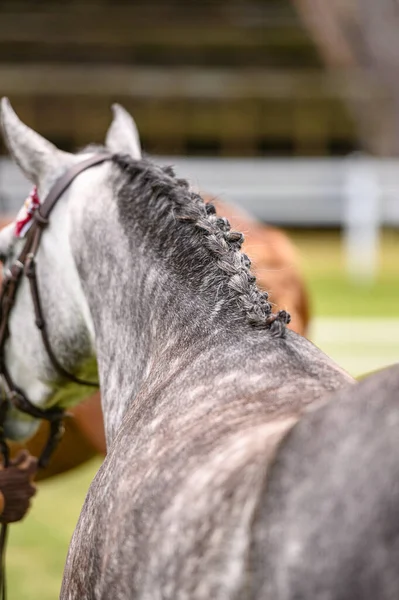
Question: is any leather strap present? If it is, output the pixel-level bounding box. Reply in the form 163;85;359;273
39;154;111;220
0;152;111;411
0;524;7;600
0;152;112;600
25;252;98;388
0;153;112;441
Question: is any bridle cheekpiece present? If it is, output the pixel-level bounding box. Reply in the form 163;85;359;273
0;153;111;469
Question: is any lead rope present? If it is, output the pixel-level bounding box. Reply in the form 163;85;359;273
0;524;7;600
0;397;10;600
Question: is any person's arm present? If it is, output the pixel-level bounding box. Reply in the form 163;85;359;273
0;451;37;523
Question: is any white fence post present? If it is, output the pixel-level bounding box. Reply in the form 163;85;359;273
343;154;381;284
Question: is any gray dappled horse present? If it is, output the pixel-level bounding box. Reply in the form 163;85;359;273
0;99;395;599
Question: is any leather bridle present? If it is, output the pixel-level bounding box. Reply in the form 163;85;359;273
0;153;112;466
0;152;111;600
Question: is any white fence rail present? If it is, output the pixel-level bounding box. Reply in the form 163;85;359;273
0;156;398;227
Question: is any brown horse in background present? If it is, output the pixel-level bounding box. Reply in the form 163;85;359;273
3;199;310;480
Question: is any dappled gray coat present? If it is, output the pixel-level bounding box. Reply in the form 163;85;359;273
1;99;397;600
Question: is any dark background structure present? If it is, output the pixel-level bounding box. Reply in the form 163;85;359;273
0;0;370;158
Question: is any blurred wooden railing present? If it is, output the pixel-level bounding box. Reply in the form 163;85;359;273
0;1;360;157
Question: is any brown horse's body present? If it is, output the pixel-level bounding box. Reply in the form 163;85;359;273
4;200;310;480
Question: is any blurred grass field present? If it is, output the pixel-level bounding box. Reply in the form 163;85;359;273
290;228;399;318
6;229;399;600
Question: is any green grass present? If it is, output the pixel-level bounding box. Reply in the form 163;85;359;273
8;458;102;600
290;228;399;317
5;228;399;599
307;274;399;317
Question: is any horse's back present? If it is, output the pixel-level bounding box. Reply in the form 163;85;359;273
251;364;399;600
61;414;296;599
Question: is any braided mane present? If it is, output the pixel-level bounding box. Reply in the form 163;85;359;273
113;154;290;338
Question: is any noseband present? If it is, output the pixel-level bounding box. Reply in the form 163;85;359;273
0;153;111;469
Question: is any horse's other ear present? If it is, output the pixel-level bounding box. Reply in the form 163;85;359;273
0;97;71;187
105;103;141;159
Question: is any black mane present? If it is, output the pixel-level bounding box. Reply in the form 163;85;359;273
112;153;290;338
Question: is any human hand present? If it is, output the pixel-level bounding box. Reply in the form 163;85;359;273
0;450;38;523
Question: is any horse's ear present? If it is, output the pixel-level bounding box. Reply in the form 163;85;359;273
0;97;70;187
105;103;141;159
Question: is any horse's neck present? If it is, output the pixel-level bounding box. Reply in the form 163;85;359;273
76;229;351;449
73;217;230;446
69;164;351;448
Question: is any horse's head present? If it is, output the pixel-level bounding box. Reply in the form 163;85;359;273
0;98;141;440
